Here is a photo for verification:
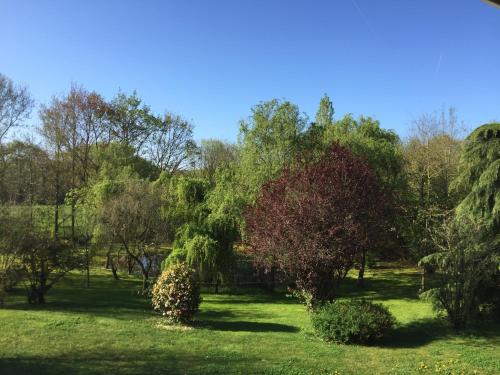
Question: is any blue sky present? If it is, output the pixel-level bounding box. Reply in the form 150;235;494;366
1;0;499;141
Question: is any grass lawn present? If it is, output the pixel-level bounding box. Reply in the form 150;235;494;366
1;266;499;375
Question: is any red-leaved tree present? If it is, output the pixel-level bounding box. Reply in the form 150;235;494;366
245;143;387;305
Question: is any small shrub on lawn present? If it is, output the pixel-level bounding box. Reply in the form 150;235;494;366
311;299;396;344
151;263;201;323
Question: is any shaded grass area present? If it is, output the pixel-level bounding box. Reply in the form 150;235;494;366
1;267;499;374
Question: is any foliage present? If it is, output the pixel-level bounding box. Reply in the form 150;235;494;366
246;143;387;304
0;254;22;305
311;299;396;344
0;216;24;295
151;263;201;323
0;140;52;204
195;139;238;184
92;142;159;181
21;234;81;304
314;94;334;129
162;246;186;270
419;216;499;328
452;123;500;232
184;233;233;289
0;213;83;304
185;235;220;276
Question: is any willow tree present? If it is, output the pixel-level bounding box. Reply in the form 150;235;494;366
452;123;500;233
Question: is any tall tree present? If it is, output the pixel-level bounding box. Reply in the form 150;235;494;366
315;93;334;129
40;86;109;239
39;99;70;238
0;73;33;145
239;99;307;202
107;91;156;152
404;107;464;262
145;112;196;174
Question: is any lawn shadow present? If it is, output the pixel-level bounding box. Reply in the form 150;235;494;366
2;274;152;320
203;289;298;305
376;318;500;348
338;272;423;301
195;319;300;333
0;346;256;375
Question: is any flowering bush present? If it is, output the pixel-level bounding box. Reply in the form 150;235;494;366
151;263;201;323
311;299;395;344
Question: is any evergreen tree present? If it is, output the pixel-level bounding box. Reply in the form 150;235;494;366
452;123;500;234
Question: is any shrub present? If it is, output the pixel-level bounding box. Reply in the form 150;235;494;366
151;263;201;323
311;299;396;344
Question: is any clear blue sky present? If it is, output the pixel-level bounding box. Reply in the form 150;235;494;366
1;0;499;141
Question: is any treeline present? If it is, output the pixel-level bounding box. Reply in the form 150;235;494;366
0;73;498;328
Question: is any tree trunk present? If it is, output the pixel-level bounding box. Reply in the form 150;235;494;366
111;265;119;280
215;277;219;294
85;246;90;288
54;195;59;239
127;255;134;275
141;271;149;292
420;267;426;293
37;291;46;304
357;249;366;287
106;251;119;280
267;267;276;292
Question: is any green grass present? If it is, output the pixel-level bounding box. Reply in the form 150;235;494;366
1;266;499;375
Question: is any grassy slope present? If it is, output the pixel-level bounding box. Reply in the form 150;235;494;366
1;267;499;375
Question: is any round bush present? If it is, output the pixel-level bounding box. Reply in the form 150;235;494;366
311;299;396;344
151;263;201;323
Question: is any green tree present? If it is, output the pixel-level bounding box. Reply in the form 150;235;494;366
238;99;307;202
107;91;157;152
315;93;334;129
92;142;159;181
196;139;238;184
